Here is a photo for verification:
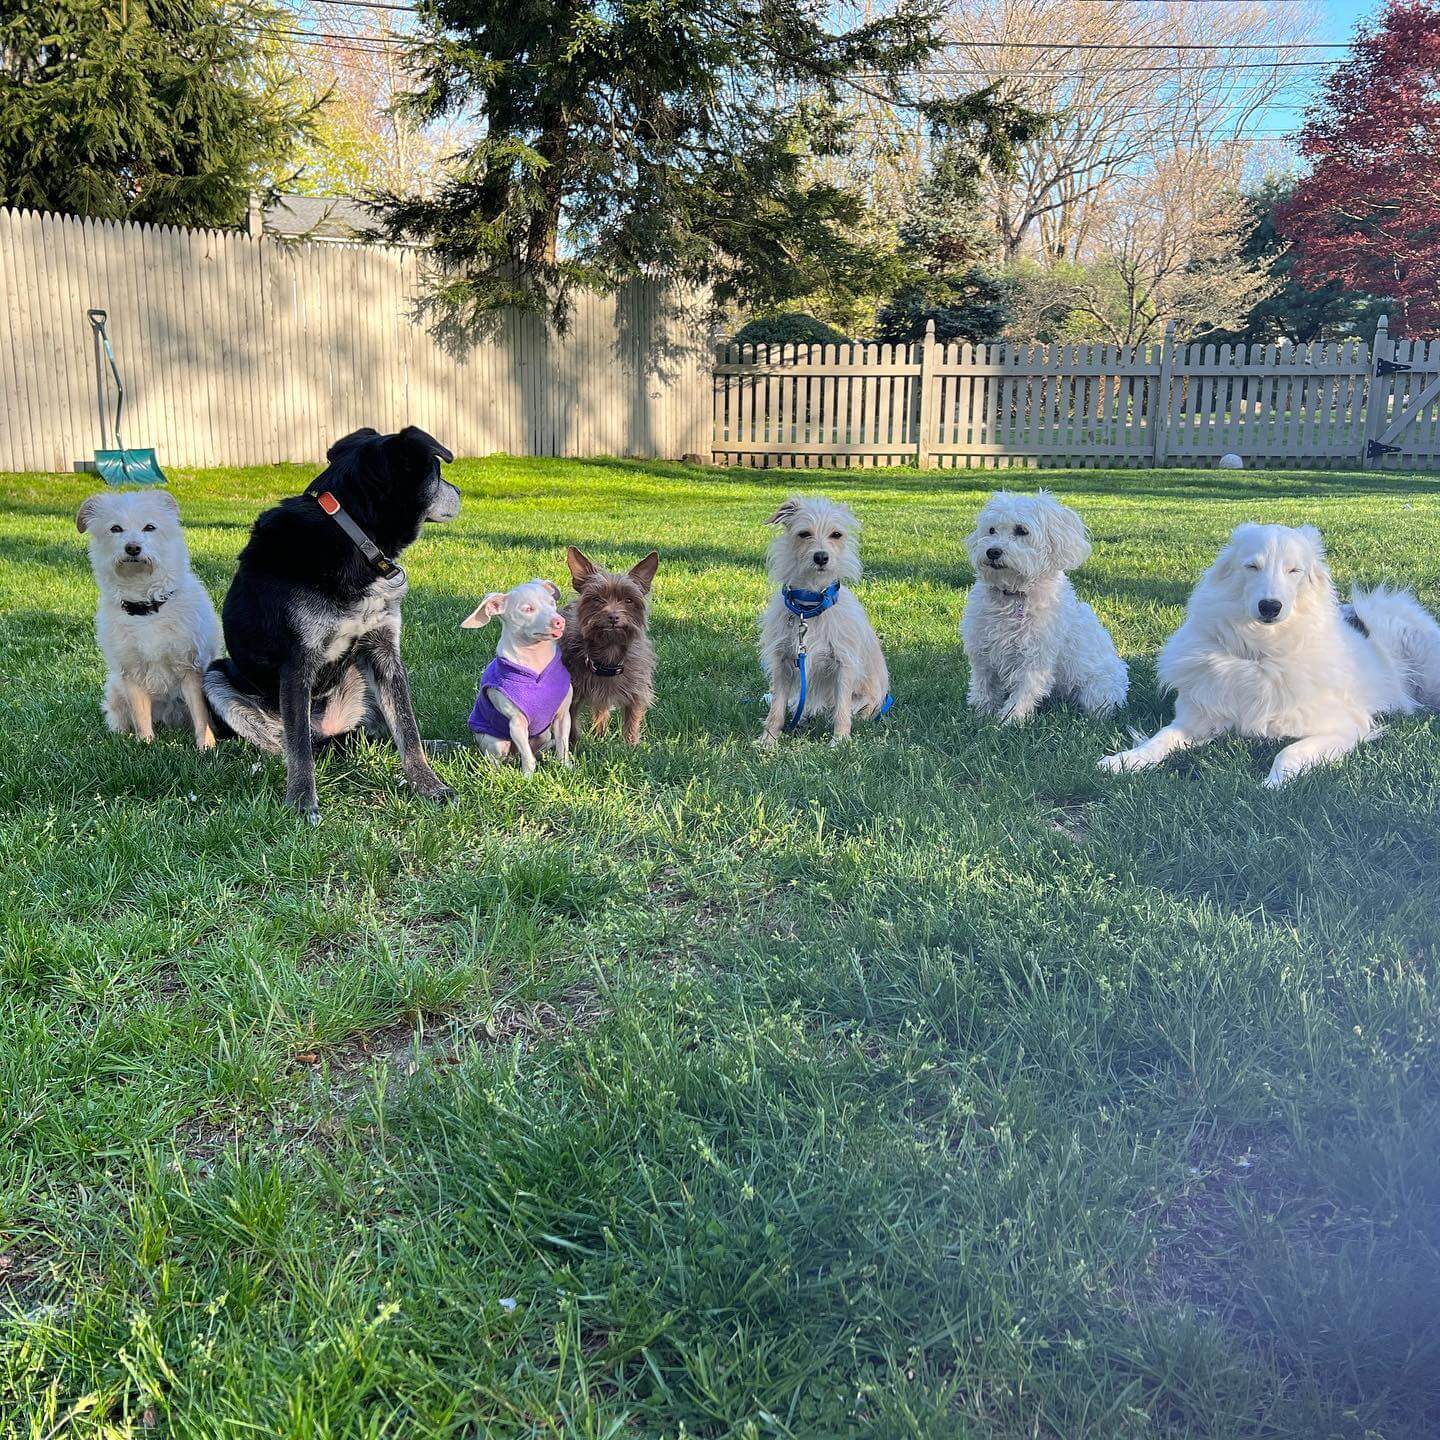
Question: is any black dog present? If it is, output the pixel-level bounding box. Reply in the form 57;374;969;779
204;426;460;822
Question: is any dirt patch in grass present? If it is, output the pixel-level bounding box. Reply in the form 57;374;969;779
1143;1139;1334;1329
0;1243;66;1322
174;981;605;1176
1044;799;1097;845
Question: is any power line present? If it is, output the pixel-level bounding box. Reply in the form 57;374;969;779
863;59;1336;76
255;25;1341;73
250;22;410;49
271;3;1348;51
939;38;1349;50
296;0;417;9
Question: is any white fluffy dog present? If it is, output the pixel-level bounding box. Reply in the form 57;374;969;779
78;489;220;749
961;490;1128;723
758;495;890;746
1100;521;1440;787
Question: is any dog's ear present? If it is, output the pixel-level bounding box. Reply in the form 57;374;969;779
1296;525;1332;586
541;579;564;605
76;495;104;533
627;550;659;593
389;426;454;465
766;498;800;526
1040;494;1091;572
153;489;180;518
326;428;381;461
461;593;506;628
566;546;597;590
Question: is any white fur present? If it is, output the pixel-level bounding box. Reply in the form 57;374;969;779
757;495;890;746
961;490;1127;723
1100;522;1440;786
78;490;220;749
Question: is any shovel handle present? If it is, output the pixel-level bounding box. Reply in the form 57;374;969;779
86;309;125;450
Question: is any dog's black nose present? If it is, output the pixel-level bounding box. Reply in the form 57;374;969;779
1258;598;1283;621
813;550;829;568
124;542;142;556
986;546;1003;562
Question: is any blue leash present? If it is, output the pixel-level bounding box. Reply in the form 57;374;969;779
779;584;893;732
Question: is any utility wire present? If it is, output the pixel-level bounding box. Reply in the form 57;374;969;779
937;38;1348;49
270;1;1349;49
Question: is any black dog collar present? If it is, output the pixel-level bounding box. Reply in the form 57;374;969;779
308;489;402;579
585;655;625;677
121;592;171;616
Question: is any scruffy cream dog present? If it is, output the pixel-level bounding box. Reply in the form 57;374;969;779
758;495;890;746
1100;522;1440;786
962;490;1127;723
78;489;219;749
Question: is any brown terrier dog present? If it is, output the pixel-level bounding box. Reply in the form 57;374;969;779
560;546;659;744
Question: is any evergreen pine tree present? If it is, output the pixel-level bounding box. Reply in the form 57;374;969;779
874;106;1044;345
378;0;1041;328
1;0;312;226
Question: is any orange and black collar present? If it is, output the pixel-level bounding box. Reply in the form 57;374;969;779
307;489;402;579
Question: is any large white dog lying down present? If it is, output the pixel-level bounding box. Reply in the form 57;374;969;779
1100;522;1440;787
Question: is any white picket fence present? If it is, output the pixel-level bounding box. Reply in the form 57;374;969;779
0;207;711;474
712;318;1440;469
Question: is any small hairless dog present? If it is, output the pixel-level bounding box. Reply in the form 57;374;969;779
462;579;574;774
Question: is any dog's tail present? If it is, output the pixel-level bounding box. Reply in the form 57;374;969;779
1348;585;1440;709
203;658;280;750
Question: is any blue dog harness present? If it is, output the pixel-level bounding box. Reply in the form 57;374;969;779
779;583;894;732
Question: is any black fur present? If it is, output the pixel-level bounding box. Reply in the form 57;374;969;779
205;426;460;821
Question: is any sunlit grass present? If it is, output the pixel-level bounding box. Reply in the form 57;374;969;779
1;456;1438;1437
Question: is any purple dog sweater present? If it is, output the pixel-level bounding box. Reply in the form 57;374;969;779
469;651;570;739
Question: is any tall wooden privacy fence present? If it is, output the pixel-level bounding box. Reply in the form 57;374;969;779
0;207;710;474
712;318;1440;470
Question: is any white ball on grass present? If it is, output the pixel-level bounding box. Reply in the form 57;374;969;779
1219;453;1245;470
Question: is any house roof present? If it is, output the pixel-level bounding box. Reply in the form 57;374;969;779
263;194;379;241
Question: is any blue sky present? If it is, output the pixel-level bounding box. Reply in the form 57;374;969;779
1265;0;1383;134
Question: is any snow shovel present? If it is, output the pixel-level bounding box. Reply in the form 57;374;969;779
86;309;166;486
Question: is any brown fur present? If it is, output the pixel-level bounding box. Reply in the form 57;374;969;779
559;546;659;744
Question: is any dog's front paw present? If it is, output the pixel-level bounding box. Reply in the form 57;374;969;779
286;792;321;824
1263;760;1296;789
755;731;779;750
1098;749;1139;774
405;760;457;804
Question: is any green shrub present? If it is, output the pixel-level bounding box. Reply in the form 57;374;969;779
733;312;850;347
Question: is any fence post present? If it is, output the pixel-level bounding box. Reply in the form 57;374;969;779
917;318;937;469
1151;321;1176;466
1362;313;1391;468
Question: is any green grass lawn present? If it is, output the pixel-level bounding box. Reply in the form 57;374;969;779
2;457;1438;1439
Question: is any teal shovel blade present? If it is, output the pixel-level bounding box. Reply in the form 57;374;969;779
94;448;167;486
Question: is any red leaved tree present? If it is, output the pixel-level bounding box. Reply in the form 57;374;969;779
1278;0;1440;333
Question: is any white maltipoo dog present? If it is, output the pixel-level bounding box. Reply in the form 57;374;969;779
758;495;890;746
1100;522;1440;787
961;490;1127;723
78;489;220;749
